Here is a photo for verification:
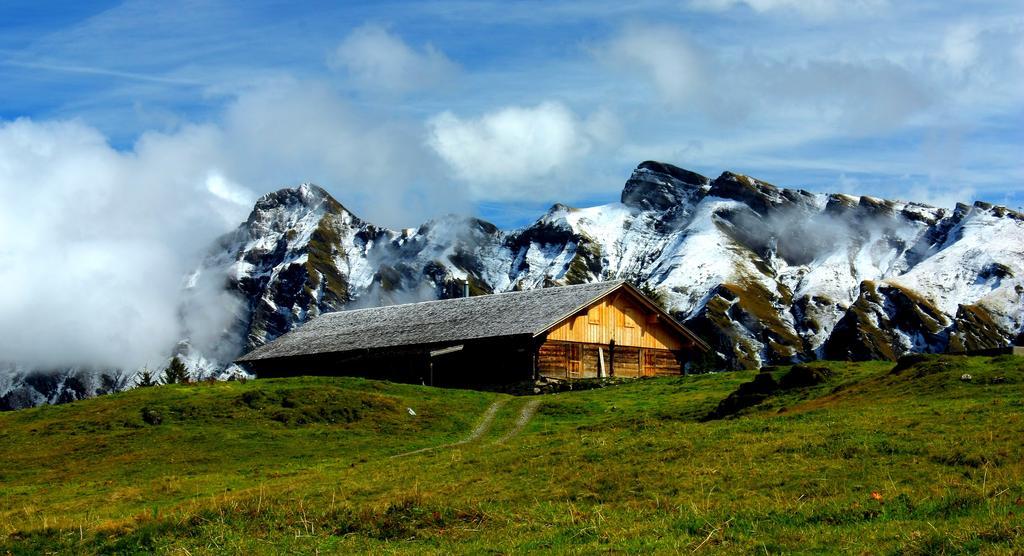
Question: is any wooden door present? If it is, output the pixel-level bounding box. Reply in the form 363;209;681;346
641;349;657;377
567;344;582;379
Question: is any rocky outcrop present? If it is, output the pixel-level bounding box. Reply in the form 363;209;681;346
947;304;1011;353
708;172;817;216
621;161;708;212
0;366;131;411
823;282;951;361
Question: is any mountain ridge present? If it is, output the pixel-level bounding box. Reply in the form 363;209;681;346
3;161;1023;409
181;160;1022;371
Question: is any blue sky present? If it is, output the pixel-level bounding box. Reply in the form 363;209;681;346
1;0;1022;229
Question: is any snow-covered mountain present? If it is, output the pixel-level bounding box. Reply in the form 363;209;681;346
4;160;1023;409
182;160;1024;370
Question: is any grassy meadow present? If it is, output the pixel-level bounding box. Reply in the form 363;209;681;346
1;354;1022;554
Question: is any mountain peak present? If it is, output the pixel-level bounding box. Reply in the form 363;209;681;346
974;200;1024;221
621;161;709;212
709;171;818;215
636;161;709;185
252;183;350;219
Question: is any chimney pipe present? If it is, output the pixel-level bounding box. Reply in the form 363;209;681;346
464;280;470;298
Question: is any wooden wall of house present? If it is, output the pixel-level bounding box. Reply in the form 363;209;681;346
644;349;684;376
537;341;570;377
537;342;600;378
537;340;683;379
249;336;536;387
613;346;640;377
544;292;685;350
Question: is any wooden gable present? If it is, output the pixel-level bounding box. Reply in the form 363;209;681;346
542;288;685;350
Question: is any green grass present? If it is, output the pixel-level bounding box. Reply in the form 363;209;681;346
2;355;1023;554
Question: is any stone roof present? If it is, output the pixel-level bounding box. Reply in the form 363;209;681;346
237;280;705;362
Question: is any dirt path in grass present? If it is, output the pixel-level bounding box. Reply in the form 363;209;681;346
456;397;509;443
493;398;541;445
391;398;509;458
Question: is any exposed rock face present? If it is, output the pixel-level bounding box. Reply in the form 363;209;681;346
6;161;1024;408
823;282;952;361
707;172;816;216
0;365;131;411
947;304;1009;353
621;161;709;212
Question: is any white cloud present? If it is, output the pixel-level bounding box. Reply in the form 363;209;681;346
942;23;980;74
205;171;251;206
329;24;459;93
0;78;469;372
426;101;619;195
597;24;705;108
598;23;933;133
216;79;463;225
0;118;247;371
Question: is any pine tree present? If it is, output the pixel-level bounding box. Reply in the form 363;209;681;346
161;357;190;385
100;370;131;394
135;367;157;388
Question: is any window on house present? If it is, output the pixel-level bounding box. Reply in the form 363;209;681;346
624;308;637;328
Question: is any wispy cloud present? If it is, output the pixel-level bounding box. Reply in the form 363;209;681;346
687;0;888;19
0;59;204;86
595;24;707;109
329;24;459;94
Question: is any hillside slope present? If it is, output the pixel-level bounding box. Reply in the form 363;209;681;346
2;355;1022;553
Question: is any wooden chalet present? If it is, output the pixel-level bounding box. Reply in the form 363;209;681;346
236;280;709;387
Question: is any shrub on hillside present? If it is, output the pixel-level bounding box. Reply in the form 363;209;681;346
140;407;163;425
779;365;832;389
704;371;778;420
891;353;932;374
